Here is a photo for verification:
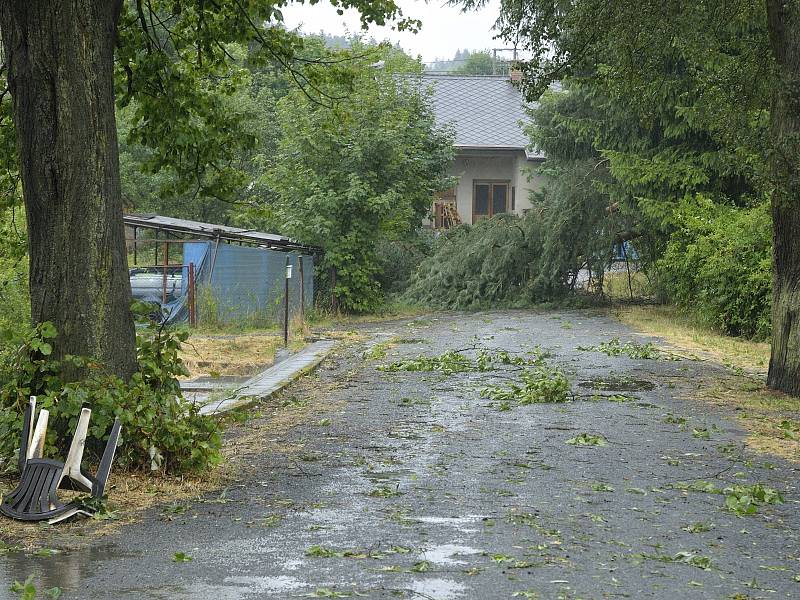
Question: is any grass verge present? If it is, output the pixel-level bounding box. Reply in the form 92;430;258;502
180;333;306;379
612;305;769;373
688;375;800;462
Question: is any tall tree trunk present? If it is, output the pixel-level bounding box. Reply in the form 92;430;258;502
0;1;137;380
766;0;800;396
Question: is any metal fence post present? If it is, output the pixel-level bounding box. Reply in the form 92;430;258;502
298;256;305;324
284;255;292;346
188;262;196;326
161;241;169;305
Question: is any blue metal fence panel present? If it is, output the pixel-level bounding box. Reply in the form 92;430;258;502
138;241;314;325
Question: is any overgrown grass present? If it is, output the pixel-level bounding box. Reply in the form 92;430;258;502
603;269;653;300
180;334;306;379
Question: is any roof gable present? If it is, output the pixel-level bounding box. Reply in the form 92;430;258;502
421;74;541;158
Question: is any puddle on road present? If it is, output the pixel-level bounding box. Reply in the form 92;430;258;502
412;515;486;533
410;577;467;600
224;575;305;594
0;544;139;593
387;430;424;441
421;544;482;566
281;559;304;571
578;376;656;392
174;578;307;599
362;469;415;482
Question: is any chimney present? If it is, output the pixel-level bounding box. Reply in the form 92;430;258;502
509;68;523;84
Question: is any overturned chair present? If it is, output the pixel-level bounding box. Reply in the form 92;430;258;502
0;397;121;524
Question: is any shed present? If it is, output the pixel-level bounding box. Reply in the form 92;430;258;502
124;214;316;325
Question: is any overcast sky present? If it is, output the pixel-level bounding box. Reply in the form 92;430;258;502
281;0;509;64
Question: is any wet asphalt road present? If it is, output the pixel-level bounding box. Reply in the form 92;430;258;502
1;309;798;599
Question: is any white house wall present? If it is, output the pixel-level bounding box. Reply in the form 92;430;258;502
448;151;546;224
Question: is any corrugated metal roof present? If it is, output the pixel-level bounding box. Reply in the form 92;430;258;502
421;74;542;159
124;214;317;251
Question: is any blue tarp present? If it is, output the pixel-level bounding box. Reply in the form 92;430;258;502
158;242;314;325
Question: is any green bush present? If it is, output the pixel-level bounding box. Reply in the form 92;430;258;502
375;230;436;295
657;197;772;339
0;316;222;475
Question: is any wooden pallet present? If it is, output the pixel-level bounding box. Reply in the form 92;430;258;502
435;201;462;229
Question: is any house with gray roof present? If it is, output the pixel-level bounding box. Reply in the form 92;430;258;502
422;73;544;227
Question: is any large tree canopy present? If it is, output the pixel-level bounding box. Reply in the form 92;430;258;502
0;0;418;379
463;0;799;395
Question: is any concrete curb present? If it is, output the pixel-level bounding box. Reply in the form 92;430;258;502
197;340;338;416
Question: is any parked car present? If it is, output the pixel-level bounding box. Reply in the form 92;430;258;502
129;267;183;304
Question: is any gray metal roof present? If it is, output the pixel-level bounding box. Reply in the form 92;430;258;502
123;214;316;252
421;74;542;159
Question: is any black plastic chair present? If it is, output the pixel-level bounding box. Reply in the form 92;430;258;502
0;398;121;523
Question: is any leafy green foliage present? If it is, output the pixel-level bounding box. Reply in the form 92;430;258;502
378;350;474;375
378;348;548;375
723;484;784;516
260;44;454;312
683;521;714;534
0;207;29;337
577;338;661;359
481;367;570;406
0;315;221;474
9;575;61;600
566;433;607;447
374;230;436;295
172;552;193;563
657;199;772;339
368;486;402;498
634;551;713;571
453;51;498;75
671;480;784;516
111;2;420;209
459;0;776;340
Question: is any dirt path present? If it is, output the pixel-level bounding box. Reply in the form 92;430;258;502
1;310;798;599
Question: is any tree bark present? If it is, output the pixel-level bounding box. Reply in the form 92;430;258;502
765;0;800;396
0;1;137;380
